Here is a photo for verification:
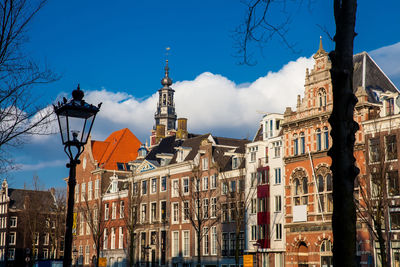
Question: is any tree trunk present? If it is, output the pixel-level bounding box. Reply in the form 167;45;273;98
129;232;135;267
197;229;201;267
235;232;240;267
376;222;388;267
328;0;358;266
96;241;100;267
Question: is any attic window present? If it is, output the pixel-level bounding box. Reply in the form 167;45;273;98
232;157;239;169
117;163;125;171
111;180;118;193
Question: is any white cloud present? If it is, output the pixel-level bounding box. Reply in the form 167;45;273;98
16;159;65;171
31;56;314;144
370;42;400;79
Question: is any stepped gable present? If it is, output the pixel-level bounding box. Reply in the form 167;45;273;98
91;128;142;170
353;52;399;103
8;188;54;211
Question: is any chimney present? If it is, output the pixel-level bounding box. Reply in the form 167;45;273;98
297;95;301;109
176;118;188;140
155;124;166;144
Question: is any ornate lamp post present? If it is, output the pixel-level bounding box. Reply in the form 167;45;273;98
54;85;101;267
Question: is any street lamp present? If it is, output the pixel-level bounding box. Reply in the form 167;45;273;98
54;85;101;267
72;248;78;267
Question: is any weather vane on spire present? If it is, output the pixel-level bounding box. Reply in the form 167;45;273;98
166;47;171;61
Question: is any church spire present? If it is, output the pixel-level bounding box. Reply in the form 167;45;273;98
161;59;172;87
154;47;177;133
314;36;327;58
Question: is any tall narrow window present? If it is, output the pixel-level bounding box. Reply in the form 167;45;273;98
111;228;115;249
300;132;305;154
88;181;93;200
183;231;189;257
323;127;329;150
316;129;322;151
95;179;100;199
172;232;179;257
211;226;217;255
293;134;298;155
119;227;123;249
318;88;327;108
203;227;209;255
386;135;397;161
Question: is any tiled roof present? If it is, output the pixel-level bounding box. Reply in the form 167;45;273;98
353;52;399;103
8;188;55;211
91;128;142;170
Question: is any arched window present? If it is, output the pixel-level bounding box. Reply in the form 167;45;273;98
293;134;299;156
323;127;329;150
316;169;333;213
294;178;300;205
317;175;324;192
300;132;305;154
302;177;308;204
316;129;322;151
292;170;309;206
321;240;333;267
318;88;327;108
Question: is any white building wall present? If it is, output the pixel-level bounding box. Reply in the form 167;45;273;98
245;113;285;258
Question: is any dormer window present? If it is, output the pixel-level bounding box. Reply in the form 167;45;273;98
232;157;239;169
111;179;118;193
117;163;125;171
386;98;394;116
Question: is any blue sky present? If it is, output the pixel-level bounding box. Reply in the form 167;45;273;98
7;0;400;189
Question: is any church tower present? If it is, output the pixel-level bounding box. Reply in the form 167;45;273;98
154;59;177;131
150;59;178;146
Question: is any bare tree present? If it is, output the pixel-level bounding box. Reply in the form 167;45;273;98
78;194;109;267
356;118;395;267
219;165;256;267
177;164;220;267
49;187;66;259
0;0;58;174
237;1;359;265
123;181;142;267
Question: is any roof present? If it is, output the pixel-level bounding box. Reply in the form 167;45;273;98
353;52;399;103
8;188;55;211
91;128;142;170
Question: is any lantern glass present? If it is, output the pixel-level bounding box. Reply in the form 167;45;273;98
58;114;68;144
81;114;95;144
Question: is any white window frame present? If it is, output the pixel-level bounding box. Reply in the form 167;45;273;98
211;175;217;189
151;178;157;194
203;176;209;191
141;204;147;223
120;201;124;218
182;177;189;195
81;183;86;202
172;179;179;197
211;226;217;255
172;231;179;257
202;157;209;170
275;195;282;212
160;176;167;192
95;179;100;199
104;203;109;221
150;202;157;223
10;217;17;228
183;230;190;257
88;181;93;200
111;228;116;249
276;223;282;240
112;202;117;219
203;227;209;255
119;227;124;249
183;201;189;222
172;202;179;224
9;232;16;245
